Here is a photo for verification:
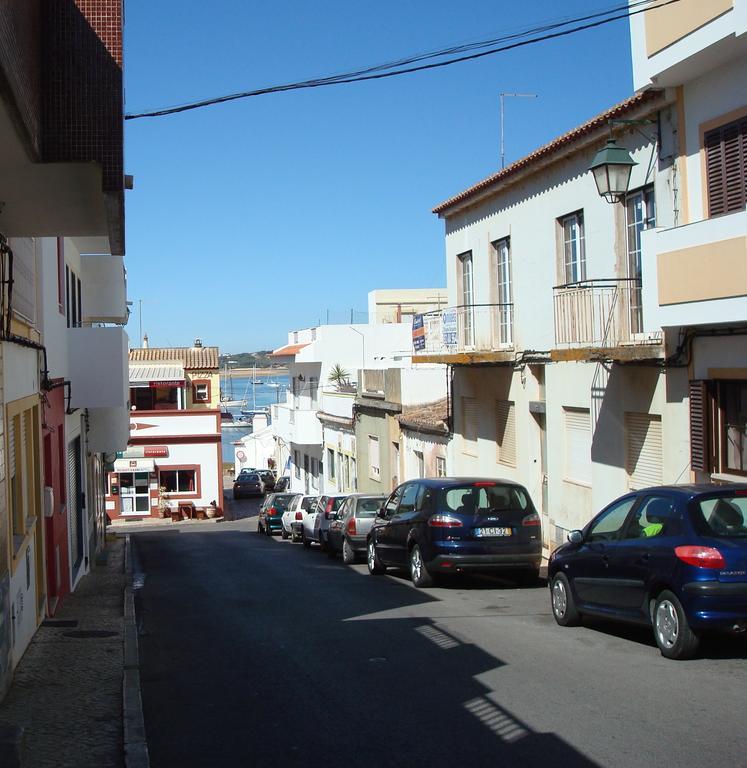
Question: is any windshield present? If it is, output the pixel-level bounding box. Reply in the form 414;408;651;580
271;494;297;511
691;494;747;538
357;497;386;517
438;484;531;514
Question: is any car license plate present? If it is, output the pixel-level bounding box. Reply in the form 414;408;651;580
475;527;512;537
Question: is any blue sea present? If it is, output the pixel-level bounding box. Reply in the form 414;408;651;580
220;374;289;463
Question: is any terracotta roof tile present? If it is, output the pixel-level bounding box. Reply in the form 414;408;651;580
397;398;449;435
433;89;667;216
129;346;219;370
272;343;309;357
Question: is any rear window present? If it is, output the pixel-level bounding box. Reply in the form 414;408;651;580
271;494;297;511
242;474;260;482
438;484;530;514
302;496;318;511
691;494;747;538
357;497;386;517
331;497;346;511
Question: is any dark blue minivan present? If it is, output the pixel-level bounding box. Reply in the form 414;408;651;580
548;485;747;659
367;478;542;587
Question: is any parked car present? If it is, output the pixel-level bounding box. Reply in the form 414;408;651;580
284;495;318;542
327;493;387;562
258;493;298;536
367;478;542;588
259;470;277;492
312;494;349;550
274;476;291;493
548;484;747;660
233;471;264;499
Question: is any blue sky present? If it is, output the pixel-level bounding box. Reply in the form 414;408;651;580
123;1;634;354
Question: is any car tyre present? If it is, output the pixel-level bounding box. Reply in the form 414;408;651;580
653;590;700;660
281;529;289;540
291;531;300;543
409;545;435;588
551;573;581;626
367;539;385;575
342;538;357;565
302;530;311;549
265;523;273;537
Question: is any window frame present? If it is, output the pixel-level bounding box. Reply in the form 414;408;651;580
702;113;747;218
158;465;200;498
192;379;211;403
560;211;586;285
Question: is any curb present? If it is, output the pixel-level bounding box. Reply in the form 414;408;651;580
124;535;150;768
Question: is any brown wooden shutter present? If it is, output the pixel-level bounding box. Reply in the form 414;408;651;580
705;118;747;217
689;380;710;473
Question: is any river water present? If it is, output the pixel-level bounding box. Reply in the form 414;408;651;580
220;374;289;463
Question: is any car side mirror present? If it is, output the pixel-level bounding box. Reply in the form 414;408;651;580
567;529;583;545
377;507;387;519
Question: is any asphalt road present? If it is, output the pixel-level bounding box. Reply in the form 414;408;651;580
131;492;747;768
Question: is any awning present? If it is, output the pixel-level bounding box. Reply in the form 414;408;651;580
129;362;185;388
113;458;156;472
271;342;309;357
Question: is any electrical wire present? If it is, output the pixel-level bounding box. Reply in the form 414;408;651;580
126;0;680;121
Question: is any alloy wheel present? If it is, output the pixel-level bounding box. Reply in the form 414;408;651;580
410;547;423;582
552;578;568;618
655;599;679;649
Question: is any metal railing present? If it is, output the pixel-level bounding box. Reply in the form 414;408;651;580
414;304;514;355
553;278;659;347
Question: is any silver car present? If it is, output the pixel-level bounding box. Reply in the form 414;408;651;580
327;493;387;563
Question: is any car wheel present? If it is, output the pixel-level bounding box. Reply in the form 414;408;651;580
265;523;272;537
257;520;264;534
367;539;385;575
291;531;300;543
653;590;700;660
550;573;581;626
281;529;289;540
302;530;311;549
342;538;357;565
409;545;435;588
234;493;241;501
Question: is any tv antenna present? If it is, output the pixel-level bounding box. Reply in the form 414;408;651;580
500;92;538;170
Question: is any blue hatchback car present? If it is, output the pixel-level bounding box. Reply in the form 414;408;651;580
548;485;747;659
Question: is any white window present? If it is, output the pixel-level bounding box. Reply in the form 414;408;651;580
327;447;336;482
625;187;655;335
369;436;380;480
561;212;586;284
458;251;474;347
625;412;662;490
462;397;478;457
436;456;446;477
496;400;516;467
493;237;513;345
415;451;425;478
194;383;209;402
564;407;591;485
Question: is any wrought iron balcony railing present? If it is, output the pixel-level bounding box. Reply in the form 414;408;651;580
413;304;514;356
553;278;660;347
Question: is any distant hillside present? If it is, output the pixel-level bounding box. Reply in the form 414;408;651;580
219;351;285;369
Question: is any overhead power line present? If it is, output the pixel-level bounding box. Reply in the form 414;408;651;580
125;0;679;121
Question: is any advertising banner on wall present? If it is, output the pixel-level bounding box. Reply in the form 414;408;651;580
442;308;458;349
412;314;425;351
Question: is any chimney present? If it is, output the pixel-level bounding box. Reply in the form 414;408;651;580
193;337;203;348
142;333;149;349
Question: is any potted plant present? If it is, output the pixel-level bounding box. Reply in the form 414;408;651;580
157;486;170;519
206;500;218;519
328;364;350;390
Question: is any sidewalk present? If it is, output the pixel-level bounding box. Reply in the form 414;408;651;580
0;534;140;768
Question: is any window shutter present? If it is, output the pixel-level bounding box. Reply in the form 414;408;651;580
705;118;747;217
625;413;663;489
564;408;591;485
689;380;711;473
369;436;380;478
462;397;479;456
496;400;516;467
8;417;16;478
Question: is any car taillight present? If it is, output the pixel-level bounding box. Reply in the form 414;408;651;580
325;500;335;520
295;511;303;520
522;513;541;527
428;514;462;528
268;507;278;517
347;518;357;536
473;481;497;487
675;545;725;569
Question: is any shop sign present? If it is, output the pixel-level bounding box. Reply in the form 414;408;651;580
148;380;184;388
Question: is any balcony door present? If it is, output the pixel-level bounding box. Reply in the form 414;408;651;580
458;251;474;348
493;237;512;346
625;187;655;335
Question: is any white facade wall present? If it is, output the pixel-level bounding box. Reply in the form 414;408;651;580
399;367;447;406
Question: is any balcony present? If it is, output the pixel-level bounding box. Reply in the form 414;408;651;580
641;211;747;331
412;304;514;364
81;255;127;324
552;279;662;362
68;327;129;409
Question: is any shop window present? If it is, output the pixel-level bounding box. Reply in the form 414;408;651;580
160;468;197;494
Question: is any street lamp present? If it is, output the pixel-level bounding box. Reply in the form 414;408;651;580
588;138;637;204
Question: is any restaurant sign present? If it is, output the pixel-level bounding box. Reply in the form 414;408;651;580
148;380;184;388
116;446;169;459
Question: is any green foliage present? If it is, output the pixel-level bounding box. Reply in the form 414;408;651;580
328;363;350;388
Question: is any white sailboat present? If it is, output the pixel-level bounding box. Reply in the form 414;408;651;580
220;359;247;407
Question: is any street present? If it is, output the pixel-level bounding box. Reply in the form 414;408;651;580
131;494;747;768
